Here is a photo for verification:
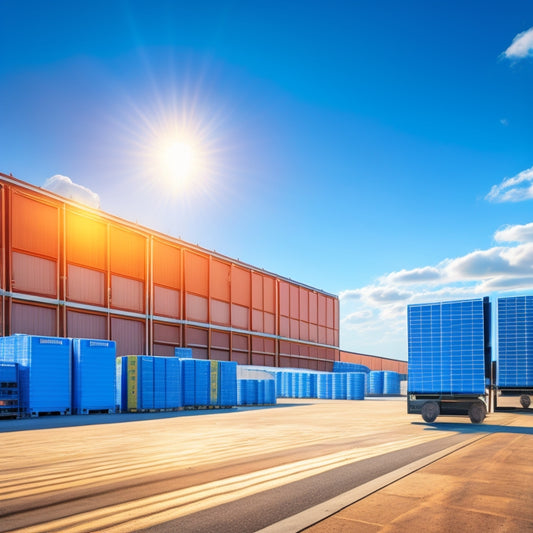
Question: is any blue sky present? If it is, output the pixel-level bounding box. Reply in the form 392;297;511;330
1;1;533;360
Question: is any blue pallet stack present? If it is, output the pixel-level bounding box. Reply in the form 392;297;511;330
382;371;400;395
72;339;116;415
219;361;237;406
0;362;19;418
175;347;193;358
333;362;370;374
310;373;318;398
181;359;196;407
140;356;155;410
165;357;182;409
153;357;166;410
368;371;384;395
0;335;72;417
194;359;210;406
265;380;276;404
347;372;365;400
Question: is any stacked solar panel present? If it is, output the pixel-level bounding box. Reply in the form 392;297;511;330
497;296;533;388
408;298;489;395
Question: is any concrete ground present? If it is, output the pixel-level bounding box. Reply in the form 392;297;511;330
303;405;533;532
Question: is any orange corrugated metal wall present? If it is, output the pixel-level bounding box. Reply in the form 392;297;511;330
0;176;342;367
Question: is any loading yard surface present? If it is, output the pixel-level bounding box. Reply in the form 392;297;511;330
1;398;532;532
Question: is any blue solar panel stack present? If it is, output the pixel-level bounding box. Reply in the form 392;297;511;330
72;339;116;414
347;372;365;400
408;298;490;395
310;373;318;397
497;296;533;388
0;362;19;418
165;356;182;409
368;371;384;395
0;335;71;417
382;371;400;395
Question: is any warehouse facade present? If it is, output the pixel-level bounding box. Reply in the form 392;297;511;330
0;172;340;370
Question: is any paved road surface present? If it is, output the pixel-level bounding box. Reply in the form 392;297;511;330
0;399;518;532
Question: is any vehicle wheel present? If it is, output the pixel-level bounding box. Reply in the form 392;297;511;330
468;402;486;424
421;401;439;423
520;395;531;409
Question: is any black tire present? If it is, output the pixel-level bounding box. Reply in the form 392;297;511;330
520;395;531;409
468;402;486;424
421;401;439;423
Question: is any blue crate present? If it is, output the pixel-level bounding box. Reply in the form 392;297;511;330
72;339;116;414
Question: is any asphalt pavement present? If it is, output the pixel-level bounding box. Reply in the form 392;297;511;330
299;411;533;532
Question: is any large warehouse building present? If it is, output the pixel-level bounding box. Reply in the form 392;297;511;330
0;172;406;373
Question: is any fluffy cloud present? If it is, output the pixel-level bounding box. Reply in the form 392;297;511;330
485;166;533;203
339;223;533;360
494;222;533;243
43;175;100;209
503;26;533;60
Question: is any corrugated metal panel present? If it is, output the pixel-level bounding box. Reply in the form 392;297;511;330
318;326;327;344
211;349;230;361
289;285;299;318
300;321;309;341
309;323;318;343
153;239;180;289
264;312;275;334
66;210;106;270
153;285;179;318
251;272;263;310
153;343;175;356
109;226;146;279
11;302;56;336
211;259;230;301
110;317;145;357
153;322;180;343
309;292;318;324
264;276;275;314
327;328;334;345
279;316;290;337
279;281;290;317
184;250;208;296
290;318;299;339
111;275;144;312
210;298;230;325
231;303;249;329
212;330;230;349
186;293;208;322
12;252;56;297
252;309;263;332
232;333;249;365
67;265;104;306
299;288;309;322
186;326;208;347
318;294;327;327
231;266;250;307
326;297;334;328
66;310;107;339
11;192;58;258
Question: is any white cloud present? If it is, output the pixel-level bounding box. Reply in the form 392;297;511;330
485;166;533;203
43;175;100;209
339;223;533;360
503;27;533;60
494;222;533;243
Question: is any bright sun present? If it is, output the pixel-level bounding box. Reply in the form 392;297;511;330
157;138;199;187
